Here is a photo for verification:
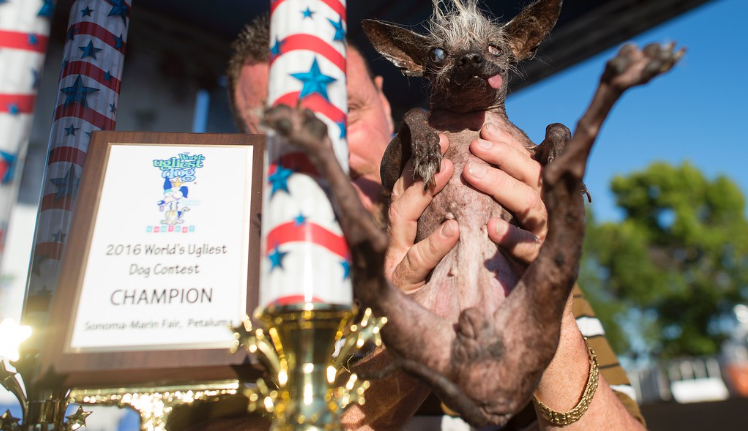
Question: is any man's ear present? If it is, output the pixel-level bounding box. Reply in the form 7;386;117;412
504;0;563;62
374;76;394;135
362;19;431;77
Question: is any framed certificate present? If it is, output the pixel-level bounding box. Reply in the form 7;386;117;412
40;132;264;387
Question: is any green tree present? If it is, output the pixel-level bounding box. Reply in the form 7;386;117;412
580;161;748;359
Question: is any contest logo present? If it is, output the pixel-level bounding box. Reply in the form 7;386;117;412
148;152;205;233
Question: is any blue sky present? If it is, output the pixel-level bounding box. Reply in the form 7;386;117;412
506;0;747;221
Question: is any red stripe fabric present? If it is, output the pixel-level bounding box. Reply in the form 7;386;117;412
273;295;325;305
270;34;346;72
35;242;64;260
270;0;346;23
48;147;87;167
268;152;319;177
0;95;36;114
69;22;127;52
40;194;74;212
266;221;349;259
62;61;121;92
273;91;345;124
54;104;115;130
0;30;48;52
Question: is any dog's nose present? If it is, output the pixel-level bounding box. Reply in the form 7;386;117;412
458;52;484;68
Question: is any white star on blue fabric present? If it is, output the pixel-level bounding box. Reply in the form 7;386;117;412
270;37;284;60
337;120;347;139
340;260;351;280
61;75;99;108
291;58;336;101
301;7;315;19
38;0;54;18
294;212;307;226
114;34;124;50
79;41;103;59
64;124;79;136
49;166;79;201
268;164;293;197
81;6;93;17
268;243;289;272
106;0;129;23
0;151;16;185
328;17;345;42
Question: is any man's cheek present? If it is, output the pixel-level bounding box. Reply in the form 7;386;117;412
352;177;382;214
346;128;371;171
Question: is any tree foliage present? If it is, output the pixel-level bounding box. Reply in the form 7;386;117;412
580;162;748;359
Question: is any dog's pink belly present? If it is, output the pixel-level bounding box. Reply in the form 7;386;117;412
414;143;523;323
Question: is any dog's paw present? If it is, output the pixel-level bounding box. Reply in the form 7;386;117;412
263;105;332;154
412;129;442;189
604;42;685;90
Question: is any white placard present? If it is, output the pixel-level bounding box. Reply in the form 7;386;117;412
68;144;253;352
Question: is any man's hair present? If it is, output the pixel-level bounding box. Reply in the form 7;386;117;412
227;13;270;131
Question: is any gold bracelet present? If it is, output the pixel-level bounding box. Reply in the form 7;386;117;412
532;337;599;426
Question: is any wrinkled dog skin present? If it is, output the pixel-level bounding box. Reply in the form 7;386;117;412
264;0;683;426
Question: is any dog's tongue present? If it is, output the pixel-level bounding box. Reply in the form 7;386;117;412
488;74;503;89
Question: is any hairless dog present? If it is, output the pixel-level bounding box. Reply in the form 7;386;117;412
264;0;683;426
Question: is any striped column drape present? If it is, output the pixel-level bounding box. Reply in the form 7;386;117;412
22;0;131;330
0;0;54;269
259;0;351;308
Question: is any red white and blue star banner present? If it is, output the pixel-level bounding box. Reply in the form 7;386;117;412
260;0;351;308
23;0;131;323
0;0;54;267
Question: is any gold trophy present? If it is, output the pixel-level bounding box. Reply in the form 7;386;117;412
232;307;385;431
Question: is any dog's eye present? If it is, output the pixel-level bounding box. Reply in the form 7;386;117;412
430;48;446;64
488;45;502;56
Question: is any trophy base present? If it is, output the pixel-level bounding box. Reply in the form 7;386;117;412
256;304;354;431
67;380;241;431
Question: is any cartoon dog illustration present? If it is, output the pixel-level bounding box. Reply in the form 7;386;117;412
158;177;190;225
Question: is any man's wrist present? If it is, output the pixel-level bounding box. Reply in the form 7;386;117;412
533;337;599;426
534;321;589;412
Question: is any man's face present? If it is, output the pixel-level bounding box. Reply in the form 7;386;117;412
346;49;393;213
233;49;393;213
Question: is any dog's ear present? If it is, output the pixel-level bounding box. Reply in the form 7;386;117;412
362;19;431;77
504;0;563;62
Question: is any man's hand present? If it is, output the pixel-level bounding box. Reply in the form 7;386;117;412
385;123;551;293
384;134;458;292
463;123;548;264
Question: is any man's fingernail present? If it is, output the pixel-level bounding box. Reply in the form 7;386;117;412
476;139;492;150
468;162;486;178
441;220;456;237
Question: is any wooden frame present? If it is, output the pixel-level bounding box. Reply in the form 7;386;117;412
39;131;265;388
